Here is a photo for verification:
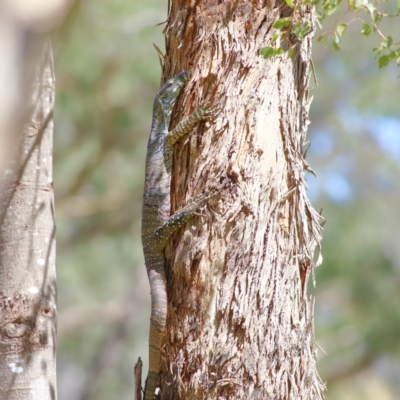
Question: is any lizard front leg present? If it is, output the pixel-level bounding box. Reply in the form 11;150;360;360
165;102;219;147
154;192;215;249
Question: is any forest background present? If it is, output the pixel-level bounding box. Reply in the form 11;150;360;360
53;1;400;399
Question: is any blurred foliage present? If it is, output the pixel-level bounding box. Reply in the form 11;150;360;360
262;0;400;68
53;1;167;399
309;7;400;399
53;1;400;399
316;0;400;68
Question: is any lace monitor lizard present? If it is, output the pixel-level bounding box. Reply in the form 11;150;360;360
142;71;216;400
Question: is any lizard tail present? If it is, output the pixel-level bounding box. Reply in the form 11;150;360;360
144;265;167;400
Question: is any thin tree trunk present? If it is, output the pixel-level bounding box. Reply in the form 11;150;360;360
0;37;57;400
0;4;21;172
159;1;324;399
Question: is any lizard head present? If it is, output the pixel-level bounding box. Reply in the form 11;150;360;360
156;71;188;116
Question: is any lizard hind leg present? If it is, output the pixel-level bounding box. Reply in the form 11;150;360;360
154;192;215;249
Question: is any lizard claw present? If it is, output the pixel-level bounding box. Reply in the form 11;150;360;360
196;191;218;204
199;102;221;119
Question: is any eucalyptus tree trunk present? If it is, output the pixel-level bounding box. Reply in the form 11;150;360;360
155;1;325;399
0;37;57;400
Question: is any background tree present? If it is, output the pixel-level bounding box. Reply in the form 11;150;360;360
52;1;400;399
0;37;57;400
0;3;72;399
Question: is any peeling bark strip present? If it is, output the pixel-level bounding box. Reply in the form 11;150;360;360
159;1;324;399
0;38;57;400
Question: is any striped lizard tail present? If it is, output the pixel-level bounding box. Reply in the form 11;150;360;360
144;260;167;400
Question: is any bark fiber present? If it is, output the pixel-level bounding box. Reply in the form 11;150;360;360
158;1;324;399
0;38;57;400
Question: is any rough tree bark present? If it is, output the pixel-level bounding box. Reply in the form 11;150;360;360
0;38;57;400
153;1;325;399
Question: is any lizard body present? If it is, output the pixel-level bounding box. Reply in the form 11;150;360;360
142;72;215;400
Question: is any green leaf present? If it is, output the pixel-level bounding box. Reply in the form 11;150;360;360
398;0;400;13
332;34;341;51
361;23;371;37
373;46;381;54
293;21;312;41
325;0;339;15
333;32;340;44
336;23;347;36
285;0;295;8
288;47;295;58
304;21;312;30
273;17;292;30
382;36;393;48
325;5;338;15
260;46;274;58
354;0;363;9
349;0;363;10
366;3;375;14
272;33;280;42
374;13;382;23
260;46;284;59
317;34;325;43
315;10;324;21
378;55;390;69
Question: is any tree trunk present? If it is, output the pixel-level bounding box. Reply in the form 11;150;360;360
0;37;57;400
160;1;324;399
